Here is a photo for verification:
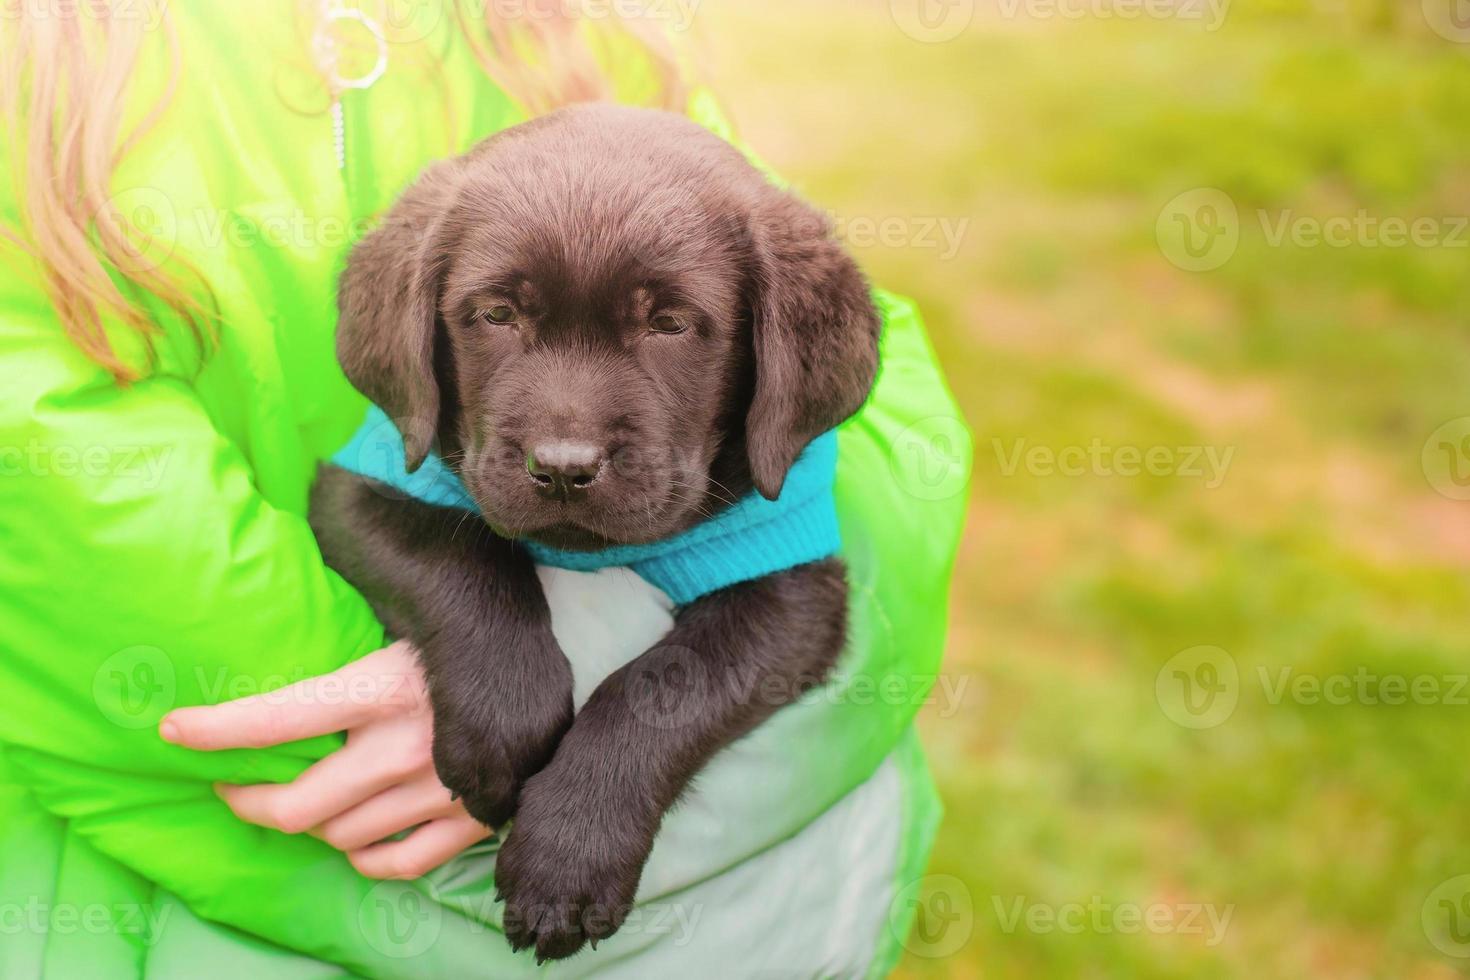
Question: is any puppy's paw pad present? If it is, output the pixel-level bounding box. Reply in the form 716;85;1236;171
495;830;636;961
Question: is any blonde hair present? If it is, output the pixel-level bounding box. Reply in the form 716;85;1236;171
0;0;686;382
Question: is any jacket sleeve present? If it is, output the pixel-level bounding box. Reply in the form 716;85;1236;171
0;274;533;977
832;287;970;760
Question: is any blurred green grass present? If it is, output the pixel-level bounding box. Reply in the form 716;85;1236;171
701;2;1470;976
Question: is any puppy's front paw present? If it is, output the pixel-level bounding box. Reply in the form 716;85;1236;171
494;777;654;961
430;717;521;828
430;679;573;828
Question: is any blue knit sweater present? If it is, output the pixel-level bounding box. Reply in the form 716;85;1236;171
331;407;841;605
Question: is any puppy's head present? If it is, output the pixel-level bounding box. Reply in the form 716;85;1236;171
338;104;879;550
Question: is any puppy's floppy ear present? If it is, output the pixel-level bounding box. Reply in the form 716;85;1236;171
744;191;881;500
337;160;462;471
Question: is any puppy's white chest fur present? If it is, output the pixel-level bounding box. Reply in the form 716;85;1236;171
534;565;677;709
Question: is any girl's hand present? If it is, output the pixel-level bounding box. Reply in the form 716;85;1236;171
159;641;490;879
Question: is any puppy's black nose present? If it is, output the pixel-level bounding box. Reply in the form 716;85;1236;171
526;440;606;500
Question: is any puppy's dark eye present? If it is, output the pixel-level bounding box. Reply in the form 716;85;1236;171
480;305;517;325
649;314;687;335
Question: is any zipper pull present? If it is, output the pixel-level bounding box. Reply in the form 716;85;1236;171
313;4;388;173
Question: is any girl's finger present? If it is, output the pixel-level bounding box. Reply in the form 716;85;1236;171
159;642;423;750
213;736;421;834
317;774;460;852
348;814;491;880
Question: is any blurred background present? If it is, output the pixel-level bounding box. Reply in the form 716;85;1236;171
696;1;1470;976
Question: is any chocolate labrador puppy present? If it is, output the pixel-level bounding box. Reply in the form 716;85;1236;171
309;104;879;961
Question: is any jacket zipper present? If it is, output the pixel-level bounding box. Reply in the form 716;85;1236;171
312;3;388;173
